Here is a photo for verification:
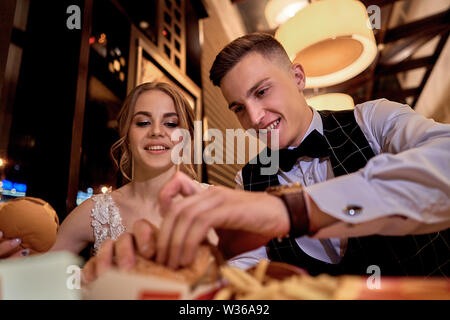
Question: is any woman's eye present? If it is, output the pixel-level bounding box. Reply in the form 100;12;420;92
165;122;179;128
136;121;150;127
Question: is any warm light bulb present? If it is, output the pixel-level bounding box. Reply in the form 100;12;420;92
275;2;306;25
101;186;108;194
139;21;149;29
113;60;120;72
265;0;309;29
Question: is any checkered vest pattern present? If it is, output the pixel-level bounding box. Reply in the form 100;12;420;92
241;109;449;276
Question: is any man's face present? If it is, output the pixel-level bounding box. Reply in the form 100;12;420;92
220;52;310;149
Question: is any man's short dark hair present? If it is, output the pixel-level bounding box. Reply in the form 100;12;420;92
209;32;292;87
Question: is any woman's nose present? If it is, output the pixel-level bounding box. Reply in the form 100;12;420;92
149;123;163;137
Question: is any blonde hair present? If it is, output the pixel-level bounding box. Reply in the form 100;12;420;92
111;82;197;181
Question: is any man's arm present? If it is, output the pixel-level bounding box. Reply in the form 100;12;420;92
306;99;450;239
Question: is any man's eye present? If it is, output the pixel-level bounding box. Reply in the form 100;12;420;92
233;106;244;113
256;88;267;97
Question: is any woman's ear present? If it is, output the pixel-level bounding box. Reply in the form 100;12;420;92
291;63;306;91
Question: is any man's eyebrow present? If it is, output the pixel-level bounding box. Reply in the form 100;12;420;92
228;78;270;110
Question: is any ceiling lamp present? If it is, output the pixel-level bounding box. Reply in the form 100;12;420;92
275;0;377;88
265;0;310;29
307;93;355;110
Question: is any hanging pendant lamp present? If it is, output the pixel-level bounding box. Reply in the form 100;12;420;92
275;0;377;88
307;93;355;110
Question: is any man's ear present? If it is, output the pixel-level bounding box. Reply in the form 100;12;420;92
291;63;306;91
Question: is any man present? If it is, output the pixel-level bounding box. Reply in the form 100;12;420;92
84;33;449;281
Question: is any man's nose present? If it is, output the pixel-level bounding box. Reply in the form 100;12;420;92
247;104;265;128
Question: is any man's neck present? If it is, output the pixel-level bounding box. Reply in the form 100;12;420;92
290;104;314;148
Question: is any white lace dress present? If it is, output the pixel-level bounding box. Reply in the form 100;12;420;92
89;182;216;255
90;189;126;255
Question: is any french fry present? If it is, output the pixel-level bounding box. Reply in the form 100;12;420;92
280;279;328;300
253;259;269;283
214;264;338;300
240;282;281;300
220;266;262;291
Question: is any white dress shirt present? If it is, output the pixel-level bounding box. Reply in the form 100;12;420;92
229;99;450;270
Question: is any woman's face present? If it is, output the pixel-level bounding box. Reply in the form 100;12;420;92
128;89;181;174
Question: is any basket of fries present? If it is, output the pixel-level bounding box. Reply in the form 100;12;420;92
213;259;450;300
214;259;340;300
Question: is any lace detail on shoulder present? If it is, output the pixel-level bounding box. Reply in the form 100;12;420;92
90;189;126;255
193;180;212;189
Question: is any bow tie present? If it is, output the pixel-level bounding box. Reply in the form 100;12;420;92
277;129;330;172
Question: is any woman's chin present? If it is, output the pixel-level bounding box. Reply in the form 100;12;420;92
144;161;175;173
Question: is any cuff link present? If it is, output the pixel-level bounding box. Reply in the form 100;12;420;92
343;205;362;216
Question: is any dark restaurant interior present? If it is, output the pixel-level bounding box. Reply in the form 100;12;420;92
0;0;449;301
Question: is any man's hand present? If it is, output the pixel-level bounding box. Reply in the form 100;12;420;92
82;220;157;285
157;172;290;270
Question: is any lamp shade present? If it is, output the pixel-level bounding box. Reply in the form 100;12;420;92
265;0;309;29
275;0;377;88
307;93;355;110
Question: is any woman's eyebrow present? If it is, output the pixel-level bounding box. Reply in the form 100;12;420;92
133;111;178;118
162;112;178;118
133;111;151;118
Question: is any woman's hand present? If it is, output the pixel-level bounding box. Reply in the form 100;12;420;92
0;231;30;259
81;220;158;285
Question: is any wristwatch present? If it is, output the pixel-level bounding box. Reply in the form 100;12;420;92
265;182;310;238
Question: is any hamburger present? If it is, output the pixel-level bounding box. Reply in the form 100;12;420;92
0;197;59;254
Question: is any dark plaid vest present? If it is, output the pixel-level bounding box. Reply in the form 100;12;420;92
241;109;449;277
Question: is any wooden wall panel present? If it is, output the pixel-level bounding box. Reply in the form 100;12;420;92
201;12;244;188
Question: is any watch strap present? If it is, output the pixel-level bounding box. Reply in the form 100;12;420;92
281;190;310;237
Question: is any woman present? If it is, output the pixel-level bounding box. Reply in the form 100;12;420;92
48;81;211;256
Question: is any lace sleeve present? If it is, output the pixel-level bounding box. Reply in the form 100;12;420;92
90;191;126;255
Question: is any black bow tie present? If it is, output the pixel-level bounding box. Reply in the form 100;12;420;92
277;129;330;172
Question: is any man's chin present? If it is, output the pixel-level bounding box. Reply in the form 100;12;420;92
265;136;286;150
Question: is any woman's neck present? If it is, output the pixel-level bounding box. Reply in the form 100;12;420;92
129;165;177;204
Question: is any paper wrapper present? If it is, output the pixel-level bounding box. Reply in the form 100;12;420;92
0;251;83;300
82;269;222;300
83;245;223;300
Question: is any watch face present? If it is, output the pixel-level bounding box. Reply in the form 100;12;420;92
266;182;303;195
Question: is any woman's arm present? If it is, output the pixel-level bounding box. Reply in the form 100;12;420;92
49;199;95;254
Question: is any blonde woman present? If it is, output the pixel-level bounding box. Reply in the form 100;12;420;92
50;82;213;260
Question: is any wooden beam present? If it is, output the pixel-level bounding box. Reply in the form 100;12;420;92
378;32;438;65
66;0;93;213
411;30;450;108
376;56;434;75
377;87;420;101
0;0;17;98
361;0;404;7
384;9;450;43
